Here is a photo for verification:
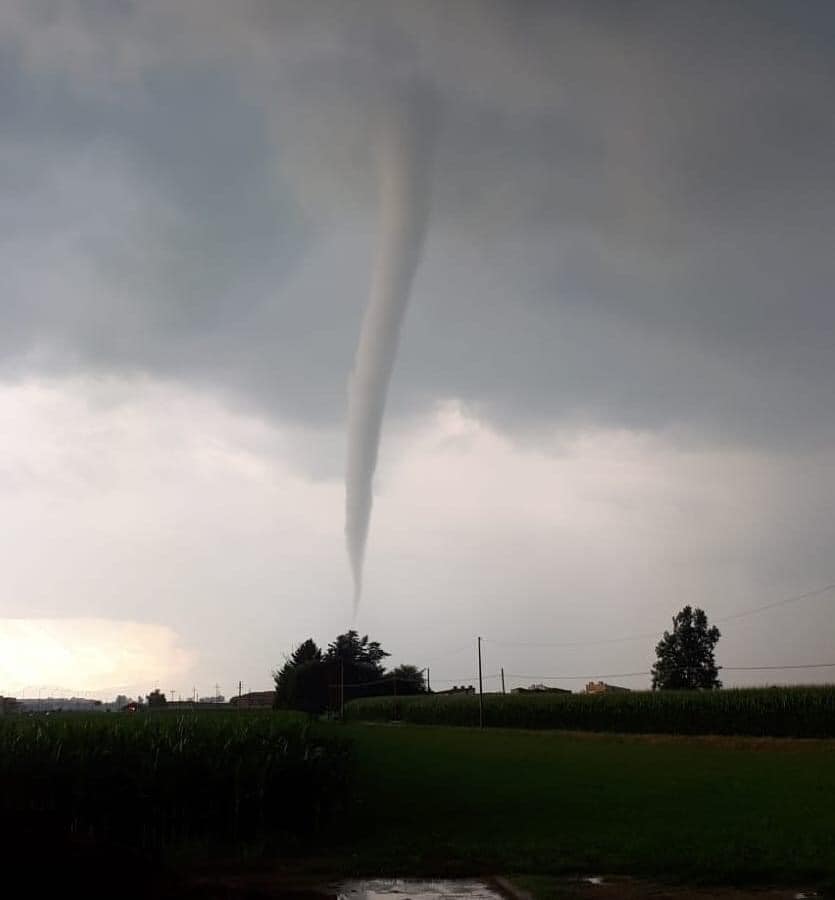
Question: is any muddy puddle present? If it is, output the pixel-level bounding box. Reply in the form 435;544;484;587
182;877;508;900
337;881;506;900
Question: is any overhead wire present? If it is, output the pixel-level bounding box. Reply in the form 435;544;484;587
482;582;835;650
504;662;835;683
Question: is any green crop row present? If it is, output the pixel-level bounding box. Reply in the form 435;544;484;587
344;685;835;737
0;712;351;851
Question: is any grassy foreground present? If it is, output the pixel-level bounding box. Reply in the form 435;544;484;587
345;686;835;737
3;712;834;889
0;712;350;852
334;723;835;884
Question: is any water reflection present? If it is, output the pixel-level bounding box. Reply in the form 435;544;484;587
338;880;506;900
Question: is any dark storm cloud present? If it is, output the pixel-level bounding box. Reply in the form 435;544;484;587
2;0;834;447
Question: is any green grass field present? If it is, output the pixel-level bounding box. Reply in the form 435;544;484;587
332;723;835;885
344;686;835;737
3;712;834;888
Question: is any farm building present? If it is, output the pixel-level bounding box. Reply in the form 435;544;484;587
585;681;630;694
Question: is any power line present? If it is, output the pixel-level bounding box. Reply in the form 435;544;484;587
340;671;503;688
483;631;660;650
714;582;835;624
505;662;835;683
507;671;651;681
722;662;835;672
431;674;497;683
343;663;835;690
483;582;835;650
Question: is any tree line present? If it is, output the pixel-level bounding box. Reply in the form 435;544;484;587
140;607;722;713
272;630;426;713
273;607;721;714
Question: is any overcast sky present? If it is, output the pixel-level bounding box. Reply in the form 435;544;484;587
2;1;835;699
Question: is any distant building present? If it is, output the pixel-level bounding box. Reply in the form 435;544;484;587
585;681;630;694
18;697;103;712
230;690;276;708
435;685;476;694
511;684;571;694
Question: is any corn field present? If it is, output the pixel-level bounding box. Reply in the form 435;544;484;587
0;712;351;851
344;685;835;737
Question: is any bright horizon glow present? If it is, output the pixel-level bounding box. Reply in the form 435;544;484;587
0;617;194;698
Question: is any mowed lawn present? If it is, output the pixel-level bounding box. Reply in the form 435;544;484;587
333;723;835;883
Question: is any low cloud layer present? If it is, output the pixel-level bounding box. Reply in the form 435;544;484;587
2;3;834;692
2;1;834;450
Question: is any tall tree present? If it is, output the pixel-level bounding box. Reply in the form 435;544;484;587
273;639;323;709
290;638;322;667
389;664;427;692
273;631;394;713
652;606;722;690
326;630;389;673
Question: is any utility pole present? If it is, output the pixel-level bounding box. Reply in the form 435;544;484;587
427;667;431;693
501;667;506;694
340;659;345;720
477;636;484;728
